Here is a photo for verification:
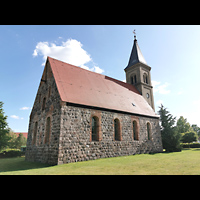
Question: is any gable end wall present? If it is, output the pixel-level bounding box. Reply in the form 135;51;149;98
25;62;62;165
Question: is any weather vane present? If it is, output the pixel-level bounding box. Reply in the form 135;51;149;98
133;29;136;40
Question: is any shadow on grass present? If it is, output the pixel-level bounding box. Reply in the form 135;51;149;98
149;148;200;156
149;150;182;155
192;148;200;151
0;157;51;173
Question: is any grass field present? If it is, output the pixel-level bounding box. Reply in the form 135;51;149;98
1;149;200;175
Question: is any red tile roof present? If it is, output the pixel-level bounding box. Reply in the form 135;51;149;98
15;132;28;139
48;57;158;118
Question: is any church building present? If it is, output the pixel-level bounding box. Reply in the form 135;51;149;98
25;36;163;165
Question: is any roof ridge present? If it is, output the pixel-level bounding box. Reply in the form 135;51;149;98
48;56;104;77
47;56;139;92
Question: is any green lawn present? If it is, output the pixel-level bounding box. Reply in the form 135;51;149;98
1;149;200;175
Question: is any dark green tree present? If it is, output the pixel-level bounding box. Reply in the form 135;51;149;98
181;131;198;143
0;101;11;151
158;104;182;152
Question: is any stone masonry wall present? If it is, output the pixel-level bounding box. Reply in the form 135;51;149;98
25;62;61;165
58;104;163;165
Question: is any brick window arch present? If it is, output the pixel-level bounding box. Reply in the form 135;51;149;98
133;120;139;141
44;117;51;144
32;121;38;145
91;116;99;141
147;122;152;140
114;118;121;141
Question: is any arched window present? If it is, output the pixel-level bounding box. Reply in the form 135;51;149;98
130;74;137;85
147;122;152;140
45;117;51;144
42;97;46;110
92;116;99;141
131;76;134;84
114;118;121;141
134;75;137;84
32;121;38;145
133;121;139;141
143;73;148;84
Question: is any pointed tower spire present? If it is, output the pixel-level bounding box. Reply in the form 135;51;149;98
125;34;147;70
124;34;155;111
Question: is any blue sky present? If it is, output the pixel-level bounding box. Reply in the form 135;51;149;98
1;25;200;132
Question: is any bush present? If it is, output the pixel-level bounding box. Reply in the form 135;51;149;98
180;142;200;148
0;149;25;158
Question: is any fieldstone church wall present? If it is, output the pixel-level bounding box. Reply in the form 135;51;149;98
57;105;163;165
26;99;163;165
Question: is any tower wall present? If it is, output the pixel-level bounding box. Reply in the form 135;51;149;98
124;39;155;111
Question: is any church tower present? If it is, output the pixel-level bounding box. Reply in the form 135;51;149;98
124;33;155;111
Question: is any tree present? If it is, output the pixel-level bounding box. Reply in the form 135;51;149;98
176;116;192;134
181;131;198;143
15;133;26;149
0;101;11;151
158;104;182;152
7;130;18;148
191;124;200;138
7;131;27;149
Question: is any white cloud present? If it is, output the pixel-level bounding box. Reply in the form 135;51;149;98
20;107;31;110
80;65;90;71
152;80;160;87
10;115;24;120
33;38;104;74
93;66;104;74
152;80;170;95
10;115;20;119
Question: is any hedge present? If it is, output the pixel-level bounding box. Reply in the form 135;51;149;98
0;149;25;158
180;142;200;148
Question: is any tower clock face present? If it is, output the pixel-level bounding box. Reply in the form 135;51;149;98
146;93;150;99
